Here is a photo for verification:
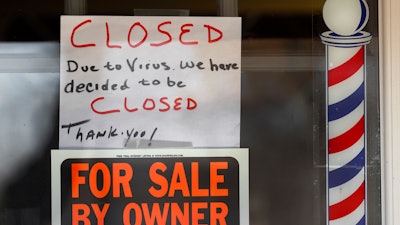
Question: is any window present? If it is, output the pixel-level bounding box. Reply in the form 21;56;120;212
0;0;381;224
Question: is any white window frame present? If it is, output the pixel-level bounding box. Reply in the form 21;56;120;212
380;0;400;224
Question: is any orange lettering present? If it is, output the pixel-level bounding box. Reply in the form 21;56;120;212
192;202;207;225
72;204;90;225
89;162;111;198
210;202;228;225
142;203;169;225
210;162;228;196
91;203;110;225
192;162;209;197
123;203;142;225
71;163;89;198
148;162;169;198
112;163;133;197
168;162;190;197
171;203;189;225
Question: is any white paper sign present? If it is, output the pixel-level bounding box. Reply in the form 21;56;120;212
59;16;241;148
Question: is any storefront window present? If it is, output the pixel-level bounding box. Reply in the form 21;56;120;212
0;0;381;224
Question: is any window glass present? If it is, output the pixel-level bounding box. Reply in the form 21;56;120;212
0;0;381;224
0;1;62;41
87;0;217;16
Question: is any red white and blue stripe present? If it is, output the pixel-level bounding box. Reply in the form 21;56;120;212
327;45;366;225
321;0;371;223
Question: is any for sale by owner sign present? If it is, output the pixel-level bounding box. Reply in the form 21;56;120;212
51;149;249;225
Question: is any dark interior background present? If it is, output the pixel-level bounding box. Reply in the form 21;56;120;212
0;0;380;224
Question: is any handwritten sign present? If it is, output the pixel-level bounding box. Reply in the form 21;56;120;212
51;148;249;225
59;16;241;148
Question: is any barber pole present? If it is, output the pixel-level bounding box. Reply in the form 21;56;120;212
320;0;372;224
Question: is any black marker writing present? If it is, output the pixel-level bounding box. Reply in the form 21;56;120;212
61;119;157;144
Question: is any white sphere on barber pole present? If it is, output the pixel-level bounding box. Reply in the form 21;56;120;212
323;0;369;36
